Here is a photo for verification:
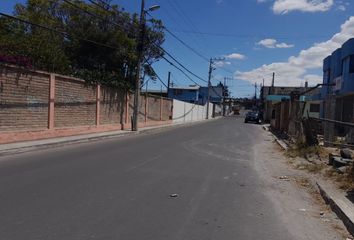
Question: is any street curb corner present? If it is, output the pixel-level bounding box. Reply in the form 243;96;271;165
317;182;354;236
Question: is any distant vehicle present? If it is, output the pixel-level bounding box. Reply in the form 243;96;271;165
232;106;240;115
244;111;261;124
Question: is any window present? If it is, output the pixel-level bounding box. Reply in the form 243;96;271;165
173;89;183;95
350;55;354;74
310;104;320;113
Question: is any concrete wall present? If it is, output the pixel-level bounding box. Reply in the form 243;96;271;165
172;99;212;123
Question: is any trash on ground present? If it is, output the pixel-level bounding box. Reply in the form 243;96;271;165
170;194;179;198
279;176;290;181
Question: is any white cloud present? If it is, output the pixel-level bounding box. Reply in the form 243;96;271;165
272;0;334;14
275;42;295;48
337;5;346;11
214;61;231;67
257;38;294;48
236;16;354;86
225;53;246;60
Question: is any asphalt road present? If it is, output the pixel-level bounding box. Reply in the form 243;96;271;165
0;117;322;239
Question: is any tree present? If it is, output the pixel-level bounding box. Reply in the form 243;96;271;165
0;0;165;90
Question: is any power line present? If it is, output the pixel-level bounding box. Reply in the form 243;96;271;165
170;29;331;40
68;0;229;86
63;0;135;35
161;55;201;86
1;3;221;96
164;0;208;49
60;1;208;87
0;12;123;51
158;46;208;83
164;27;209;62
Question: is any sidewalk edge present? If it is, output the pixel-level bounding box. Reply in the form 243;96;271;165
317;182;354;236
0;118;222;156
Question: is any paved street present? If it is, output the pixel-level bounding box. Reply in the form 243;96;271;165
0;117;345;240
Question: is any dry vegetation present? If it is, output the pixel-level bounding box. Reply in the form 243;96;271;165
286;144;354;191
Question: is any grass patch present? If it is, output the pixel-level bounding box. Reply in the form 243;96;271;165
295;162;326;173
324;166;354;191
286;145;325;159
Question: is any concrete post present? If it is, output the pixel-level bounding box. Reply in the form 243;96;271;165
48;74;55;129
145;95;148;123
160;97;163;121
125;93;129;125
96;85;101;126
324;95;336;146
184;103;186;123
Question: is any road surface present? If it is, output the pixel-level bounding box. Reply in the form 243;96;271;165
0;117;346;239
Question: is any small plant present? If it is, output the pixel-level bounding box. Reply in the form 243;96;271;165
286;145;325;159
296;163;326;174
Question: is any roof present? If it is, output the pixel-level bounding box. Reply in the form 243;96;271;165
141;89;167;93
262;86;321;96
169;86;200;90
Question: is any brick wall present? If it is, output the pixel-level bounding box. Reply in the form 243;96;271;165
55;77;96;128
147;96;161;121
0;66;49;131
100;87;124;125
0;65;173;140
162;98;172;121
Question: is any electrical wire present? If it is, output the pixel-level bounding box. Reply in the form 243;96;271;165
60;1;209;87
157;45;208;83
163;26;209;62
0;12;123;51
0;5;223;98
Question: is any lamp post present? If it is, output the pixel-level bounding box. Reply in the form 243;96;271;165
132;1;160;131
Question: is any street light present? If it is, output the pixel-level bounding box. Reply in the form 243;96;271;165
147;5;160;12
132;0;160;131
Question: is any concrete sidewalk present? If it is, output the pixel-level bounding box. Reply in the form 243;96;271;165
0;119;217;156
317;181;354;236
262;125;354;236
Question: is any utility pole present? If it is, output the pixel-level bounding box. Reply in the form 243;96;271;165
132;0;160;131
206;57;224;119
167;71;171;97
223;77;232;116
206;58;213;119
132;0;146;131
254;83;257;100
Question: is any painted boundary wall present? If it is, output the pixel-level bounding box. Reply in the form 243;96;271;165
0;65;172;144
172;99;213;123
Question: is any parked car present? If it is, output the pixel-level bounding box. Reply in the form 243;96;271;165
244;111;261;123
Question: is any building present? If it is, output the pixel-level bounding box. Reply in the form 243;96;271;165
260;85;320;122
321;38;354;122
167;84;224;105
198;85;224;105
141;89;168;98
167;85;200;103
321;38;354;144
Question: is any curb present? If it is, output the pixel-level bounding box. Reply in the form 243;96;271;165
275;139;289;150
317;182;354;236
0;118;221;157
262;125;289;150
0;131;136;157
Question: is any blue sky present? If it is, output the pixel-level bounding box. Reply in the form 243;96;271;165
2;0;354;97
